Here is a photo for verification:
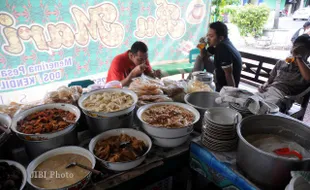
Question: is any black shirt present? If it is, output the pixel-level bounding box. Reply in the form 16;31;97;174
208;38;242;91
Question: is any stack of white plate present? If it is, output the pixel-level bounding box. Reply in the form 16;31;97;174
201;107;242;152
229;103;253;118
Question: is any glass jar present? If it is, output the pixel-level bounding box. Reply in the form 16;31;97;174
192;71;215;91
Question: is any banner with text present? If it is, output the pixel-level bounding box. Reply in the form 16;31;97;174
0;0;210;103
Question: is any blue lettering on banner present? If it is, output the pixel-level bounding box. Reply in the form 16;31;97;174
0;57;73;92
43;71;62;83
0;65;27;78
0;76;37;90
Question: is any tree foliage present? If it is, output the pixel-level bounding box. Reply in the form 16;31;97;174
230;4;270;37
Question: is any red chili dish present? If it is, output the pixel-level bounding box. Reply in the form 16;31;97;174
273;147;303;160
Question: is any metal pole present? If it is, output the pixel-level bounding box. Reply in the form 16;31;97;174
273;0;281;29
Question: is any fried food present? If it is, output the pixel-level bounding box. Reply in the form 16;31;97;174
17;108;76;134
94;134;147;162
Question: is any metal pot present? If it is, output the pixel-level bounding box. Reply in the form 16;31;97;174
24;127;78;159
83;111;134;136
78;88;138;118
184;91;228;132
237;115;310;189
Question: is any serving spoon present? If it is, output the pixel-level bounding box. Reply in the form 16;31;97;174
66;162;102;175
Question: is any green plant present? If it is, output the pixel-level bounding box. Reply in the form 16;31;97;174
231;4;270;37
221;5;238;16
211;0;240;22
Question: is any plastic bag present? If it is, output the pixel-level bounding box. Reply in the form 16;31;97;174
129;77;163;96
44;85;83;104
104;80;122;89
87;84;104;92
137;95;173;107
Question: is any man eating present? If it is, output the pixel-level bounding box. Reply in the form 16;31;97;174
106;41;161;86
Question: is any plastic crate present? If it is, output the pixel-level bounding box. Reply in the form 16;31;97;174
142;176;173;190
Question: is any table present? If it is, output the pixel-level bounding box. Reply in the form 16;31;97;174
80;131;200;190
189;138;260;190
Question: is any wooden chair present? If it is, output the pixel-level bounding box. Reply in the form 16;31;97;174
185;48;201;79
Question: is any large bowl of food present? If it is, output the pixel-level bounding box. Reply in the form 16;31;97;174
89;128;152;171
27;146;96;190
0;160;27;190
11;103;80;141
78;88;138;118
137;102;200;139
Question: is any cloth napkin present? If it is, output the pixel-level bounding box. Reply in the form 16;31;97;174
215;86;272;115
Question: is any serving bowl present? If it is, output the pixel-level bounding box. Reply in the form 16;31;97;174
89;128;152;171
205;107;242;126
151;134;191;148
11;103;80;141
78;88;138;118
0;159;27;190
27;146;96;190
136;102;200;139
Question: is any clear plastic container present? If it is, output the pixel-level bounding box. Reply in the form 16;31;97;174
104;80;122;89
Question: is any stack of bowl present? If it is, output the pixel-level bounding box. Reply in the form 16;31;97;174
201;107;242;152
11;103;80;159
184;91;228;132
78;88;138;136
137;102;200;148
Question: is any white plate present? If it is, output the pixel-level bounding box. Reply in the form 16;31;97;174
204;120;236;131
202;127;236;140
204;107;242;126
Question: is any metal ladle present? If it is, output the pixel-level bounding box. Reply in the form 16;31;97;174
66;162;102;175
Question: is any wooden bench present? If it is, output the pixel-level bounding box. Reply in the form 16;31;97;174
239;51;310;121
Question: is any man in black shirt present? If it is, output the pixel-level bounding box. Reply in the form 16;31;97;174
206;22;242;92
